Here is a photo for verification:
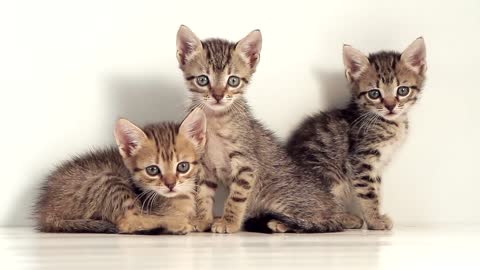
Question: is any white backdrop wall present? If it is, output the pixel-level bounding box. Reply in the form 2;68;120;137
1;0;479;226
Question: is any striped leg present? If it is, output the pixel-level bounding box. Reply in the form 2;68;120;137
193;179;217;232
212;159;256;233
352;172;392;230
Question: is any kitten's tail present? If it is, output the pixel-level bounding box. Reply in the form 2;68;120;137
244;212;343;234
38;219;118;234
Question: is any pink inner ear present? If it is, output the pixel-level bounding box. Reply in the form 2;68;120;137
241;42;260;68
189;120;204;144
118;130;139;157
179;40;200;65
409;53;424;67
178;44;190;65
248;53;259;68
124;141;138;157
349;60;362;74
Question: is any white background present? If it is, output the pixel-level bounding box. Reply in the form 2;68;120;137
0;0;479;227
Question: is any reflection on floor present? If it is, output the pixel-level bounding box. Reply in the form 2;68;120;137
1;226;479;269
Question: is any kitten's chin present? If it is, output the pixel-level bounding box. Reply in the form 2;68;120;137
158;191;179;198
382;113;399;120
203;101;231;114
382;111;406;121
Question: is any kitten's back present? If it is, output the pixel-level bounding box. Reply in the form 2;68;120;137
285;108;355;188
34;147;128;232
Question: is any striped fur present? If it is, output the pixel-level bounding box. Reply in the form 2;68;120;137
177;25;344;234
34;118;203;234
286;38;427;230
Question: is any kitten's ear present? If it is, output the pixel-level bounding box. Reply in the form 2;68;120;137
114;119;148;159
179;108;207;149
236;30;262;69
401;37;427;75
176;25;202;66
343;45;370;82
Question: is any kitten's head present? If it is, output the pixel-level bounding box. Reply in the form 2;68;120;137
176;25;262;114
343;38;427;120
114;109;206;198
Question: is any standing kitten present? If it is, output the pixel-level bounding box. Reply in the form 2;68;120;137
177;25;350;234
286;38;427;230
35;109;206;234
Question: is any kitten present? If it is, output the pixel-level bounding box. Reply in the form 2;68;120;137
34;109;206;234
176;25;352;233
286;38;427;230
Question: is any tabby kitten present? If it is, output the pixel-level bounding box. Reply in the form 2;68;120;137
177;25;352;234
35;109;206;234
286;38;427;230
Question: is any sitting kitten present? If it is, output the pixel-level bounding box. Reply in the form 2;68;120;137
35;109;206;234
286;38;427;230
176;25;354;233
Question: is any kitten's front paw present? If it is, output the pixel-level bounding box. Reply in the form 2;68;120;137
366;214;393;230
117;222;142;234
192;219;212;232
117;218;145;234
166;219;193;235
211;218;241;234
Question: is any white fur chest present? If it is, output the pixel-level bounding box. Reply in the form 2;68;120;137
202;118;235;182
371;121;408;175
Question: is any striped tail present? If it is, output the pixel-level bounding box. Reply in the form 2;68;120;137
244;212;343;234
38;219;118;234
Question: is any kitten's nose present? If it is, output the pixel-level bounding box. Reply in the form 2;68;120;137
163;177;176;191
385;103;396;112
212;93;224;102
165;182;176;191
384;97;397;112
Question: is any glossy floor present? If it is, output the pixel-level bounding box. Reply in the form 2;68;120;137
1;226;479;269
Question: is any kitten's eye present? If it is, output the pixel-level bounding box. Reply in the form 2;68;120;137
145;165;161;176
176;162;190;173
397;86;410;97
367;89;381;100
227;76;240;87
196;75;209;87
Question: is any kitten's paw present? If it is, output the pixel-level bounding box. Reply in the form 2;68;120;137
267;219;288;233
336;213;364;229
117;220;144;234
211;218;241;234
192;219;212;232
366;214;393;230
166;219;193;235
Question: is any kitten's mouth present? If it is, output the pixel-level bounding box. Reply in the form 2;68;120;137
153;187;179;198
160;190;178;198
384;111;400;120
205;101;229;111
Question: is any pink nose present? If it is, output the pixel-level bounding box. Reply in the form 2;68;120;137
165;182;176;191
385;103;396;112
212;94;224;102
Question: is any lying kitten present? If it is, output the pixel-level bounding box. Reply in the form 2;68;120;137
35;109;206;234
176;25;355;233
286;38;427;230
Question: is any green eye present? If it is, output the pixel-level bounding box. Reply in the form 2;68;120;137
145;165;161;176
196;75;209;86
227;76;240;87
397;86;410;97
367;89;381;99
176;162;190;173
